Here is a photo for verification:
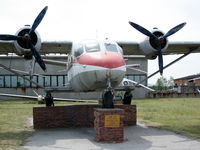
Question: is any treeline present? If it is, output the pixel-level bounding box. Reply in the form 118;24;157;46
150;76;174;91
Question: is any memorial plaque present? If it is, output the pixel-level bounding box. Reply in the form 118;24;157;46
104;115;120;128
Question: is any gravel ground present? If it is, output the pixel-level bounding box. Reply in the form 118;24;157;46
24;123;200;150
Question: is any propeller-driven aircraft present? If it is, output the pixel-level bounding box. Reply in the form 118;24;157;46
0;6;200;108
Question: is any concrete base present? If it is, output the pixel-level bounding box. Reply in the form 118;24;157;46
33;104;136;129
94;108;124;143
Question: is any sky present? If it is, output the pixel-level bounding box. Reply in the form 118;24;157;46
0;0;200;84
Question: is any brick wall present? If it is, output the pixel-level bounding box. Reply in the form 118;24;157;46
33;104;136;129
94;108;124;142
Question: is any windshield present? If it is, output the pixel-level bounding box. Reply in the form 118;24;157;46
105;43;118;53
85;42;100;52
74;45;84;57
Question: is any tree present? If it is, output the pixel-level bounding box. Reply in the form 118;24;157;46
153;76;174;90
167;76;174;88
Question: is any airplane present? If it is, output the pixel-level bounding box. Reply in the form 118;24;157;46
0;6;200;108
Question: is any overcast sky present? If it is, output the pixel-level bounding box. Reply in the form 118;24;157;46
0;0;200;84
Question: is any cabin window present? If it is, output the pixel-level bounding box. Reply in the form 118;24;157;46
105;43;118;53
74;45;84;57
85;42;100;52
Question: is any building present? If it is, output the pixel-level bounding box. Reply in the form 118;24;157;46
174;74;200;86
0;55;148;100
174;74;200;93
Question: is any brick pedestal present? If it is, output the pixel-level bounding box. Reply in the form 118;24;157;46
94;108;124;143
33;104;136;129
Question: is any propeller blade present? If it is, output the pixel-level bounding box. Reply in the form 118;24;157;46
163;22;186;38
129;21;157;39
29;6;48;34
158;51;163;75
30;44;47;72
0;34;21;41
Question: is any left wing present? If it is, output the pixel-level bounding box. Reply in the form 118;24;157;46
163;41;200;55
118;41;200;55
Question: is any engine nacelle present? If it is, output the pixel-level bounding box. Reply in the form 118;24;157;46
139;28;169;60
14;25;41;59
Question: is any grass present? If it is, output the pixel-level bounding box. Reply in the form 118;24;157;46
0;100;96;150
0;98;200;149
133;98;200;140
0;100;36;150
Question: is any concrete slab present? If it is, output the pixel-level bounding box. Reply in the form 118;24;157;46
24;123;200;150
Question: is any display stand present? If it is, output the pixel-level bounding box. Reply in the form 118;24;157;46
94;108;124;143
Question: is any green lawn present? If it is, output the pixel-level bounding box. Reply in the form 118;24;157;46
0;98;200;149
0;100;36;150
0;100;90;150
133;98;200;140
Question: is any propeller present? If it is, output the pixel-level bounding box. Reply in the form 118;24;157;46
0;6;48;72
129;21;186;75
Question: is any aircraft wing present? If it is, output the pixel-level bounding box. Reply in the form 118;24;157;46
0;41;72;55
115;78;155;92
40;41;72;54
163;41;200;55
0;93;38;100
0;93;97;103
0;41;16;54
1;40;200;55
117;41;141;55
115;84;155;92
117;41;200;55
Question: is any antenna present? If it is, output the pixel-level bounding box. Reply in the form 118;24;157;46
96;29;98;39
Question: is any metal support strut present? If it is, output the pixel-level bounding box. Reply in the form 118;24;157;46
135;47;199;86
102;77;114;108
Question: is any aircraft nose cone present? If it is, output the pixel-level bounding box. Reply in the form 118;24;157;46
77;52;125;68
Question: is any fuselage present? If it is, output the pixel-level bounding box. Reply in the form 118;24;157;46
67;40;126;91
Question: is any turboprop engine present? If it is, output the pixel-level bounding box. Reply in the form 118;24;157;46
139;28;168;60
0;6;48;71
129;21;186;75
13;25;41;59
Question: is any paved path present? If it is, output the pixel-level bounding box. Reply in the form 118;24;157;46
24;124;200;150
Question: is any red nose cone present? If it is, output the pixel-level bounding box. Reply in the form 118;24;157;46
76;52;125;68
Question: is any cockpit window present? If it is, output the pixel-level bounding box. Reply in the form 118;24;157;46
105;43;118;53
74;45;84;57
85;42;100;52
118;46;123;54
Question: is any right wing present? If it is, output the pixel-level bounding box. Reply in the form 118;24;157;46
0;93;97;103
40;41;72;54
0;41;72;55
